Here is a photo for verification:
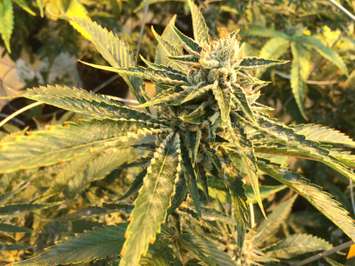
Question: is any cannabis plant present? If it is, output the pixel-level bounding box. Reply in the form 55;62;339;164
0;0;354;265
244;25;348;119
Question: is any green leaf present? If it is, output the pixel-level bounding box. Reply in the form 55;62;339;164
239;57;288;69
181;83;213;103
259;37;290;60
296;35;348;75
265;234;332;259
0;203;59;217
0;223;31;233
211;82;231;126
13;0;36;16
138;87;186;107
291;43;307;119
260;163;355;241
180;229;235;266
16;225;126;266
0;119;166;173
120;133;181;266
0;242;31;251
256;37;290;76
72;18;132;68
256;117;355;182
294;124;355;148
72;17;146;103
62;0;90;37
244;26;290;39
187;0;209;45
24;85;155;122
173;26;202;54
254;196;297;245
49;147;135;198
0;0;13;52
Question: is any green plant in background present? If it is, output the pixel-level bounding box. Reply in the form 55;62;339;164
244;24;348;119
0;0;89;53
0;0;354;265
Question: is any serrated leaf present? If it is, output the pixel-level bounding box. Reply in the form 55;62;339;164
180;229;235;266
72;17;146;103
239;57;288;69
0;0;13;52
296;35;348;75
187;0;209;45
211;82;231;126
49;147;135;198
256;116;355;182
24;85;155;122
16;225;126;266
259;37;290;60
260;163;355;241
294;124;355;148
265;234;332;259
120;133;181;266
254;196;297;245
232;84;256;123
181;84;213;103
62;0;89;38
291;43;307;119
72;18;132;68
0;119;166;173
152;19;185;72
256;37;290;76
138;87;185;107
81;62;187;86
173;26;202;54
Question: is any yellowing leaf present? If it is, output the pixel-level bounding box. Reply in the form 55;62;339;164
120;133;181;266
0;0;14;52
188;0;209;45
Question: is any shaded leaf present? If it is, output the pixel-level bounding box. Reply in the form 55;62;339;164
16;225;126;266
260;163;355;241
291;43;307;119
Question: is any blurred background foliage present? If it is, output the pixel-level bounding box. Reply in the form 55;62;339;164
0;0;354;264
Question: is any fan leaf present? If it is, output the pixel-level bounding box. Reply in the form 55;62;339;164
16;225;126;266
120;133;181;266
260;163;355;241
24;85;156;122
296;35;348;75
0;119;167;173
265;234;332;259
